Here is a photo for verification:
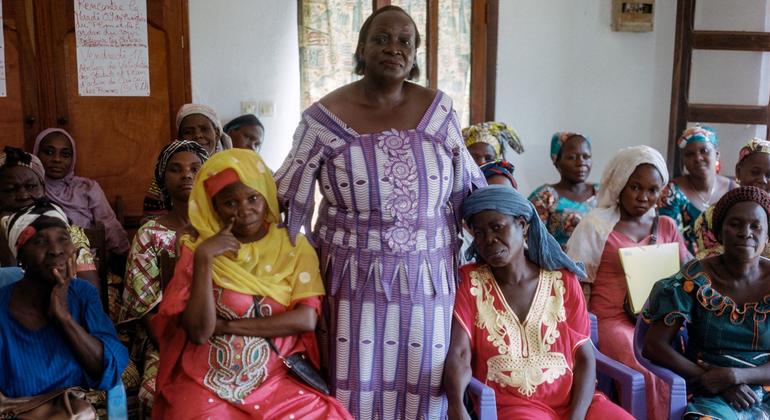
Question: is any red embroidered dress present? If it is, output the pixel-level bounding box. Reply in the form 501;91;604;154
454;264;631;419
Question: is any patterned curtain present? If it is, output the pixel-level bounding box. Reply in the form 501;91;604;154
298;0;373;110
389;0;428;86
298;0;471;126
437;0;471;126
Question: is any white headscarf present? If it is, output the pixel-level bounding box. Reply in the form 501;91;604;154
566;145;669;282
175;104;233;151
2;201;70;258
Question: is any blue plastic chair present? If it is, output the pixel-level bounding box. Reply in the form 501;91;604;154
633;305;688;420
590;314;647;419
106;383;128;420
466;314;646;420
469;378;497;420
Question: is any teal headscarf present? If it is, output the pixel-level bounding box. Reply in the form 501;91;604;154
462;185;585;277
550;132;591;163
677;125;718;149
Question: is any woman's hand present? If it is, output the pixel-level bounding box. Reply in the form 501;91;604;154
721;384;758;409
49;254;77;322
195;218;240;261
695;365;741;395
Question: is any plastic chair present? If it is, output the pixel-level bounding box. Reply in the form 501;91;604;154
465;314;645;420
633;304;688;420
468;377;497;420
107;383;128;420
590;313;647;419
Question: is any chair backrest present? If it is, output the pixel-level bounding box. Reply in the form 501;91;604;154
158;249;177;292
633;300;689;420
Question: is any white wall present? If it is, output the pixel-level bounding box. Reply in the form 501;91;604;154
495;0;677;194
188;0;301;171
186;0;769;186
495;0;769;195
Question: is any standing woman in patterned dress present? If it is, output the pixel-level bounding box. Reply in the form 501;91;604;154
275;6;485;419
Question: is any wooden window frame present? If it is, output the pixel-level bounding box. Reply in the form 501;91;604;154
374;0;498;123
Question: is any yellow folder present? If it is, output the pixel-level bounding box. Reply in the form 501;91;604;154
618;242;681;314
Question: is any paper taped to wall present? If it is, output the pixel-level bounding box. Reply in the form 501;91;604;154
75;0;150;96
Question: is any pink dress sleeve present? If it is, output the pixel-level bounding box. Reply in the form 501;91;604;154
561;270;590;357
659;215;693;263
453;264;478;342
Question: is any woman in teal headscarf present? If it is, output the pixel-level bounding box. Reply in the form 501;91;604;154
658;126;734;254
529;132;598;248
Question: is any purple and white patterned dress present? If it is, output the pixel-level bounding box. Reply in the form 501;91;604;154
276;91;485;420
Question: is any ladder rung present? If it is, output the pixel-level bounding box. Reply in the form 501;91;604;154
693;31;770;52
688;104;769;125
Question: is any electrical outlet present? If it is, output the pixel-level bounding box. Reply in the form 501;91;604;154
259;101;274;117
241;101;257;115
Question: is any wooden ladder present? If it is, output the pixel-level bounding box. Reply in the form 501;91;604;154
667;0;770;176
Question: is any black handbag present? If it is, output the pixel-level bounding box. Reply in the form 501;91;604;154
253;297;330;395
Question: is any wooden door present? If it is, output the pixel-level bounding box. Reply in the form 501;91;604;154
0;0;42;149
45;0;190;216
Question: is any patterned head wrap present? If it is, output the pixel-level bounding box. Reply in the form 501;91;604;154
550;132;591;163
0;146;46;184
183;149;324;306
566;145;669;282
2;199;69;259
480;159;517;188
677;125;718;149
462;121;524;159
154;140;210;209
712;186;770;242
175;104;233;151
738;138;770;163
462;185;585;277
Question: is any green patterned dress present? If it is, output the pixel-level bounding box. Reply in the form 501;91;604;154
644;260;770;420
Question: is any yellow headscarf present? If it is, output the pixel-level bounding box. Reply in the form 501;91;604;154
183;149;324;306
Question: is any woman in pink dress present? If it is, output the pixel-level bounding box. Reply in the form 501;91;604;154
152;149;351;419
567;145;692;420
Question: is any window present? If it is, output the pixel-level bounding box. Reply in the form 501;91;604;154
297;0;498;125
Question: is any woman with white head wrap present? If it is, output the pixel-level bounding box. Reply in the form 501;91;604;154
566;145;691;420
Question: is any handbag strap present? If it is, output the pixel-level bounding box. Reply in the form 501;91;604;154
251;296;287;361
650;213;659;245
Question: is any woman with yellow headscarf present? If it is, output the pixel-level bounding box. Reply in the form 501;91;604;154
152;149;351;419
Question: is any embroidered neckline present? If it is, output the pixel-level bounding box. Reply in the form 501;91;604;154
681;260;770;324
470;266;568;397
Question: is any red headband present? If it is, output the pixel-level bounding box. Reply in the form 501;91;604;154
203;168;240;197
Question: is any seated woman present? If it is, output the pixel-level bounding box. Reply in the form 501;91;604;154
644;186;770;419
33;128;130;256
0;147;99;288
224;114;265;151
529;132;599;248
566;145;692;420
152;149;351;419
0;200;127;405
460;160;517;264
444;185;631;420
480;159;518;188
462;121;524;166
118;140;209;413
143;103;232;217
694;137;770;259
658;126;734;254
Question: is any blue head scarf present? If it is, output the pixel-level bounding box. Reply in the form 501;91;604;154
462;185;585;278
